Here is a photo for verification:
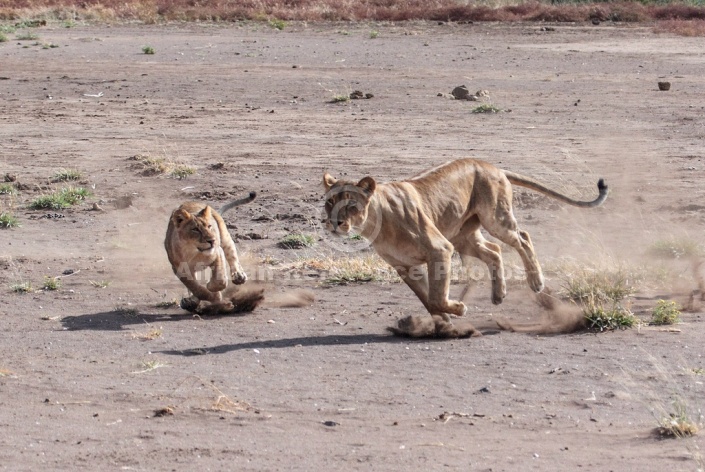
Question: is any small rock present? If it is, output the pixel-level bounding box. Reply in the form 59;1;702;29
323;420;339;427
658;81;671;91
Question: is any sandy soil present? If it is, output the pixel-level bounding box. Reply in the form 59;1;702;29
1;21;704;471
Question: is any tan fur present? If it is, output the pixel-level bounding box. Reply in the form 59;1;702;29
323;159;608;337
164;192;256;313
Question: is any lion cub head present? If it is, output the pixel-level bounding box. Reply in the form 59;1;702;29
323;173;376;235
171;206;218;253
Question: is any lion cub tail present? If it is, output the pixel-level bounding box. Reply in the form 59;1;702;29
218;191;257;214
504;171;608;208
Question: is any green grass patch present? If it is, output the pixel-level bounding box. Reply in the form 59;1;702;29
0;32;8;42
116;305;139;316
330;94;350;103
90;280;111;288
268;19;286;30
155;299;178;308
10;281;33;293
15;31;39;41
648;238;703;259
170;165;196;179
0;183;16;195
0;212;19;228
142;45;155;54
29;187;91;210
650;299;681;325
583;298;637;332
52;168;82;182
277;233;315;249
472;104;502;114
42;276;61;291
324;271;378;285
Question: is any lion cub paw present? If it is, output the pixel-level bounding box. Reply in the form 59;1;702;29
232;271;248;285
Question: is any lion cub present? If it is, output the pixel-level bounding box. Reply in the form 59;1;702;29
165;191;257;313
323;158;608;337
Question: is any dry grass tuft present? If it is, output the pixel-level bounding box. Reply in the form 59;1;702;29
655;400;700;438
131;327;163;341
128;153;195;178
0;368;15;377
293;253;399;285
1;0;703;24
655;19;705;36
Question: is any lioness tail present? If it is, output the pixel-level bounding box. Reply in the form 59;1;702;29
218;191;257;214
504;171;607;208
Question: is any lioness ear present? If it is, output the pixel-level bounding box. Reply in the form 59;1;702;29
357;176;376;196
172;209;191;227
197;206;212;220
323;173;337;191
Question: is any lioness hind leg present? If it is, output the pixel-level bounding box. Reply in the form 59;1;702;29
454;230;506;305
481;209;544;293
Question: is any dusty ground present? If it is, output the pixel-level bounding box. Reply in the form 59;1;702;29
1;20;704;471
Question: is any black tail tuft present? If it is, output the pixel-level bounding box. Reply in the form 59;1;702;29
248;191;257;200
597;178;607;191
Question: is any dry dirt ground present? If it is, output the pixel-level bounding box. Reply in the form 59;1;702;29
1;21;704;471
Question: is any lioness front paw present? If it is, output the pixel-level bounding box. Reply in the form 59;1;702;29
232;271;247;285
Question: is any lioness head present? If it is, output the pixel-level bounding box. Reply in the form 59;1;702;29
322;173;376;235
171;206;218;253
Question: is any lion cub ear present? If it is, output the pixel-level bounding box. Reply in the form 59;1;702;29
172;208;192;227
357;176;376;196
323;173;337;191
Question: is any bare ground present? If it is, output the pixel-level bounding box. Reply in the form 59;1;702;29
1;21;704;471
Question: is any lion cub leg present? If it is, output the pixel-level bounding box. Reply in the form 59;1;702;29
206;247;229;293
173;263;223;305
214;212;247;285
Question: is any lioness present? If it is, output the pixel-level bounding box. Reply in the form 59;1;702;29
165;191;257;313
323;159;608;337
